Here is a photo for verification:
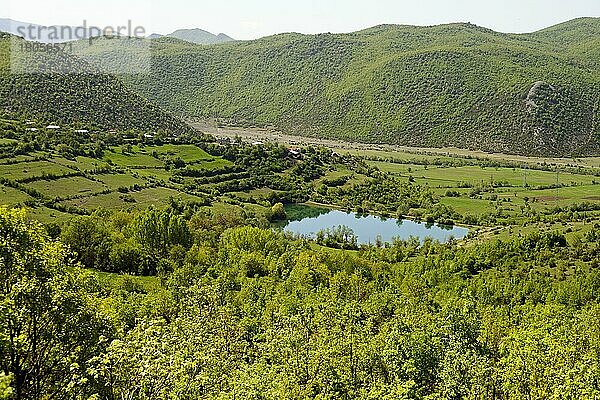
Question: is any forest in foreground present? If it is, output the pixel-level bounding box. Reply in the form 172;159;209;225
1;200;600;399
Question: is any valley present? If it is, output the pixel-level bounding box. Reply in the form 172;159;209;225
2;14;600;400
1;117;599;241
195;120;600;169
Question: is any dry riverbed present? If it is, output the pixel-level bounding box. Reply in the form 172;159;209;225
192;121;600;170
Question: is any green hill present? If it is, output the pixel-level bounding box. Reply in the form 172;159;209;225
48;20;600;155
0;33;193;134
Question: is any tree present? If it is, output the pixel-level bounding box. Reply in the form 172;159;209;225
61;215;112;269
271;202;287;221
0;207;112;399
133;208;192;255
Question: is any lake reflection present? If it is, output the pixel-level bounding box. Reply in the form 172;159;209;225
280;206;468;245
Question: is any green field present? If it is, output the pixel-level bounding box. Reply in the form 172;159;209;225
62;187;205;212
94;173;147;189
0;161;73;181
1;138;599;232
25;206;72;223
52;156;110;172
512;185;600;208
0;184;33;205
129;187;205;206
184;159;234;171
440;197;498;215
132;168;174;182
365;159;600;218
61;191;132;211
368;161;430;174
29;176;108;199
0;154;42;164
145;144;213;162
0;138;18;145
370;162;596;187
103;150;164;168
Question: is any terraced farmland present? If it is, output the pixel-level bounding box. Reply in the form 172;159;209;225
0;137;249;221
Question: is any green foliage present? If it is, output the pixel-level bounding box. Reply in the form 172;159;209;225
316;224;359;249
0;207;112;399
88;224;600;399
270;202;287;221
0;373;12;400
3;205;600;398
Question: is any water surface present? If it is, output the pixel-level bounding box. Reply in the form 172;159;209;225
280;205;468;245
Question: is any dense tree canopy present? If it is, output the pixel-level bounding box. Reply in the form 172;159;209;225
1;204;600;398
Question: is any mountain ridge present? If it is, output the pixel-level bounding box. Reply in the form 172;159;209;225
167;28;234;44
146;28;235;44
0;18;236;45
67;17;600;156
0;18;99;43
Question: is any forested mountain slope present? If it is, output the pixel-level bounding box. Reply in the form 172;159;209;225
71;18;600;156
0;33;193;134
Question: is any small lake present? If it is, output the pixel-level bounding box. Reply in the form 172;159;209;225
279;205;469;245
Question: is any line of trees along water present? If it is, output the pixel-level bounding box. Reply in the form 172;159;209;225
1;203;600;399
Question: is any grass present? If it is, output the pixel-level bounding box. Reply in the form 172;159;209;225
232;187;280;201
185;158;234;170
129;187;205;206
387;165;594;187
1;140;598;235
317;167;355;183
145;144;213;162
0;185;33;205
509;185;600;208
94;173;147;189
439;197;497;215
341;148;600;171
62;192;130;211
455;167;586;186
51;156;110;172
28;177;108;199
104;149;164;168
367;161;429;174
0;161;73;181
0;138;18;145
132;168;173;181
25;206;72;223
492;220;600;242
62;187;205;212
369;160;600;217
0;153;45;164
